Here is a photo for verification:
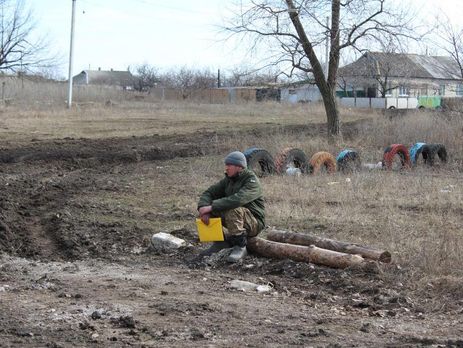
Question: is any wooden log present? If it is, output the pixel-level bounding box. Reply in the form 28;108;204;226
266;229;391;263
247;237;365;269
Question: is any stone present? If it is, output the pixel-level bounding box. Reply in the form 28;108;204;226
151;232;186;252
229;279;258;291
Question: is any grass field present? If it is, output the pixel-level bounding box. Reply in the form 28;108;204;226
1;100;462;283
1;98;463;346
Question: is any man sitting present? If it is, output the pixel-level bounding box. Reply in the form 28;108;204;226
197;151;265;263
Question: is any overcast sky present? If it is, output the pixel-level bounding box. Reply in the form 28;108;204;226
31;0;463;78
33;0;239;77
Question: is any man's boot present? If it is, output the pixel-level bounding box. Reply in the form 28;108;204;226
199;241;230;257
227;233;248;263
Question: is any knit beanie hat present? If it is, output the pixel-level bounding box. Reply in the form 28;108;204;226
224;151;247;168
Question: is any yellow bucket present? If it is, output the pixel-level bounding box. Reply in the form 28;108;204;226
195;217;224;242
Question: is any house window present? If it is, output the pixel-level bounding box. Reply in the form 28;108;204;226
439;84;446;96
288;89;296;95
419;87;428;96
398;85;409;96
456;84;463;96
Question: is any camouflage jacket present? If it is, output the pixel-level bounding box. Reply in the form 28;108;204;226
197;169;265;231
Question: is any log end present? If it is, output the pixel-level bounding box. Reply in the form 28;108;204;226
379;251;392;263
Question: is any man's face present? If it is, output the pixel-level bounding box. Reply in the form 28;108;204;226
225;164;243;177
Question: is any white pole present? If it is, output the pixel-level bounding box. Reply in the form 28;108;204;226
67;0;76;109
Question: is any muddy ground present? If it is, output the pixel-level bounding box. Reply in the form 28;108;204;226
1;126;463;347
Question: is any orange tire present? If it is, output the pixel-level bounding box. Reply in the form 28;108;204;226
308;151;337;174
274;147;308;174
382;144;411;170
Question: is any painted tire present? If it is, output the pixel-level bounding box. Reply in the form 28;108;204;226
409;142;427;165
336;149;361;173
243;147;276;177
274;147;308;174
421;143;447;166
308;151;337;174
382;144;411;170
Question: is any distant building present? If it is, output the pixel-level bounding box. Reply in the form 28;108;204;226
280;82;321;103
337;52;463;98
73;68;137;90
222;82;322;104
220;87;257;103
256;87;281;102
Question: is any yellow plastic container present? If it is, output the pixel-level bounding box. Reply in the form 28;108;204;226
195;217;224;242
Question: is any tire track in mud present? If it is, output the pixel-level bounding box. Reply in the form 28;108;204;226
0;121;358;165
25;183;75;259
0;132;222;165
1;167;99;259
1;161;156;260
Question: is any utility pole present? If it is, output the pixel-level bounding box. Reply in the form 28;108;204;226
67;0;76;109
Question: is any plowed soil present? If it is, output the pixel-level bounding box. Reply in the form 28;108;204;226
1;128;462;347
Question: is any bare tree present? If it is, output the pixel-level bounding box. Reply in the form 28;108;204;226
227;0;417;137
373;39;413;97
161;67;216;99
131;63;159;91
435;15;463;79
223;66;282;86
0;0;58;73
375;65;399;98
33;66;65;81
373;60;409;98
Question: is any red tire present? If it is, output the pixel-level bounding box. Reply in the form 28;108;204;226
308;151;337;174
382;144;411;170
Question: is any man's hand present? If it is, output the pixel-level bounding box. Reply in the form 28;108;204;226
198;205;212;225
198;205;212;216
200;213;211;225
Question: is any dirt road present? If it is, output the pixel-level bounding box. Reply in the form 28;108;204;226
2;252;463;347
1;132;462;347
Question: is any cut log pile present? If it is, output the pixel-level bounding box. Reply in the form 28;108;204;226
247;229;391;269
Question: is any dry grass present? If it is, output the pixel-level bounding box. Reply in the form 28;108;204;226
184;155;463;279
2;96;462;284
163;106;462;281
356;110;463;165
0;99;371;143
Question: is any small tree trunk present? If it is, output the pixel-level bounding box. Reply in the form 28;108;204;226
286;0;340;139
247;237;364;269
266;229;391;263
323;91;340;137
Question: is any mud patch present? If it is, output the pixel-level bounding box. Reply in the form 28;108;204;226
0;132;222;165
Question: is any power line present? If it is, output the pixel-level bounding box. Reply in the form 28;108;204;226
79;0;215;17
78;0;219;29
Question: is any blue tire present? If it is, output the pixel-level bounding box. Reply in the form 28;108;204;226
409;142;426;165
336;149;360;172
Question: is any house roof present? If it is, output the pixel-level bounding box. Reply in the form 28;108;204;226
76;70;136;86
339;52;462;80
